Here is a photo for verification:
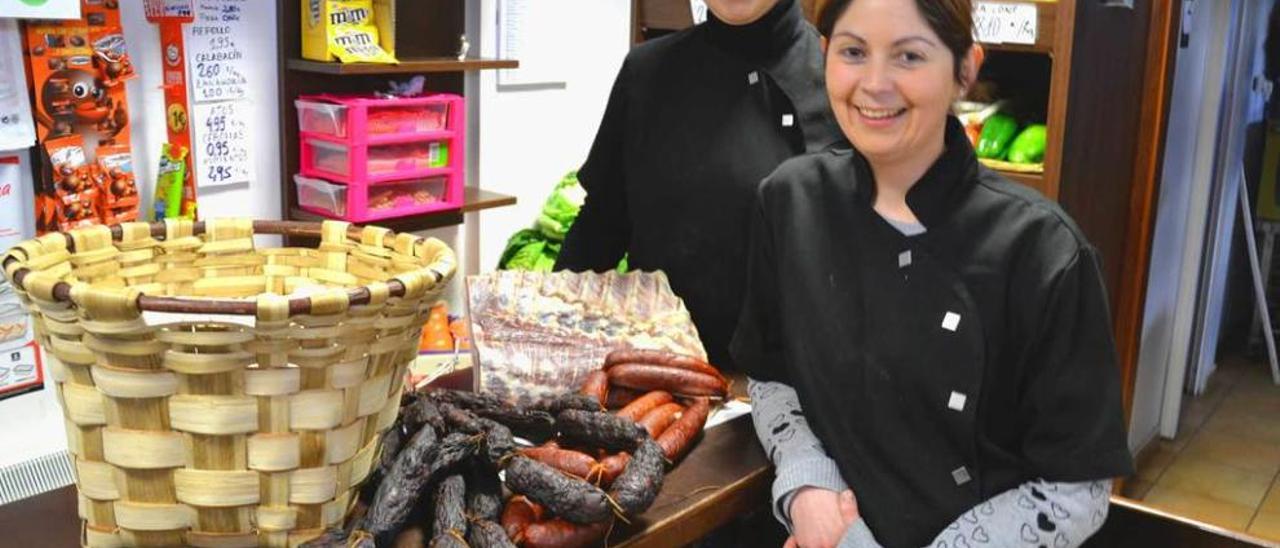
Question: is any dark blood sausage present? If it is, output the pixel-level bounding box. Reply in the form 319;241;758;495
439;402;485;434
465;461;504;522
523;518;614;548
604;387;644;410
477;418;516;467
655;397;711;463
609;439;667;516
603;349;726;382
432;474;467;537
401;397;447;435
537;392;604;415
467;518;518;548
366;432;478;544
520;445;601;482
361;420;405;502
597;453;630;488
578;370;610;406
475;407;556;444
556;409;648;452
428;388;505;411
363;426;439;541
615;390;673;422
637;402;684;439
503;455;615;525
606;364;727;398
427;531;469;548
501;495;545;543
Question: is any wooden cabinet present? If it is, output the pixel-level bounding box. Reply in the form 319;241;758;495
275;0;517;232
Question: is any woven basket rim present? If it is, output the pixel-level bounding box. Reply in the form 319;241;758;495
1;219;454;317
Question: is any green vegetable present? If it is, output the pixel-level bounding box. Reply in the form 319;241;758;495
976;113;1018;159
1006;124;1047;164
538;171;587;241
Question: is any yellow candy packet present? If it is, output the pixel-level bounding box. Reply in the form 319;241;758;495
302;0;398;64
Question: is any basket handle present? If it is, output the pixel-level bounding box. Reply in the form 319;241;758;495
2;220;450;316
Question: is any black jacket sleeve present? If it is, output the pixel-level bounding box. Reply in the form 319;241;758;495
555;58;633;272
729;190;791;384
1020;246;1134;481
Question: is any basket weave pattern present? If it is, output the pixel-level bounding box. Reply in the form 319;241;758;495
1;219;455;547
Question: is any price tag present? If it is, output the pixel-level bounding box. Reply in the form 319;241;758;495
193;101;253;187
186;0;249;103
974;2;1038;46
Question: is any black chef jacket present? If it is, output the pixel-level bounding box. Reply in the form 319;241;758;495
555;0;844;369
731;118;1134;547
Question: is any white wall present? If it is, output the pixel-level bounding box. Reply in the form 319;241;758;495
117;1;281;221
471;0;632;270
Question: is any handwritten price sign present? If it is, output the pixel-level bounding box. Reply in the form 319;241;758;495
974;2;1038;46
193;101;253;187
187;0;250;103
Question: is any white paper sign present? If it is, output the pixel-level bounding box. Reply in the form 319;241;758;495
0;20;35;151
186;0;250;103
974;2;1038;46
193;101;253;187
496;0;565;87
0;0;80;19
690;0;708;25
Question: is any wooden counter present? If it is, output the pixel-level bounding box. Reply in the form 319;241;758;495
2;371;1273;547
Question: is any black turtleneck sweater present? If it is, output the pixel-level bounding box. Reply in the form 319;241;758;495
555;0;843;369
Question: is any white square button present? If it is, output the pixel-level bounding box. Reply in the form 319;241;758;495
947;391;967;412
782;114;795;127
898;250;912;268
941;312;961;332
952;466;971;485
747;71;760;85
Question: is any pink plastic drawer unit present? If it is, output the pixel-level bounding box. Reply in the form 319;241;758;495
304;139;451;180
295;93;465;221
295;174;455;223
295;94;459;143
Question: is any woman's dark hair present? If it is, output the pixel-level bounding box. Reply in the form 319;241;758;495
817;0;975;83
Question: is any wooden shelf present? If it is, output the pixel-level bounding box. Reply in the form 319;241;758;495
289;188;516;233
287;57;518;75
975;0;1057;55
460;187;517;213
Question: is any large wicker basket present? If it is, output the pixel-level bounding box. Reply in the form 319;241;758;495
0;219;455;547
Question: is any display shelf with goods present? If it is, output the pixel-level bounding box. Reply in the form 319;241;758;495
277;0;517;231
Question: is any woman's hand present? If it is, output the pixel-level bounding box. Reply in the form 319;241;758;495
784;488;859;548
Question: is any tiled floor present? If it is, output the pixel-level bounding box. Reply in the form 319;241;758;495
1123;356;1280;541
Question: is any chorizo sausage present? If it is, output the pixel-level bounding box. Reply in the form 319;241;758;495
603;349;725;382
500;495;544;543
607;364;727;399
523;518;613;548
597;453;630;488
636;402;684;439
604;387;644;410
615;390;674;422
519;445;600;482
655;397;710;462
578;370;609;406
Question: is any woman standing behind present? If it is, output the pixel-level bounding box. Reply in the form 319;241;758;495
556;0;844;370
733;0;1133;546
